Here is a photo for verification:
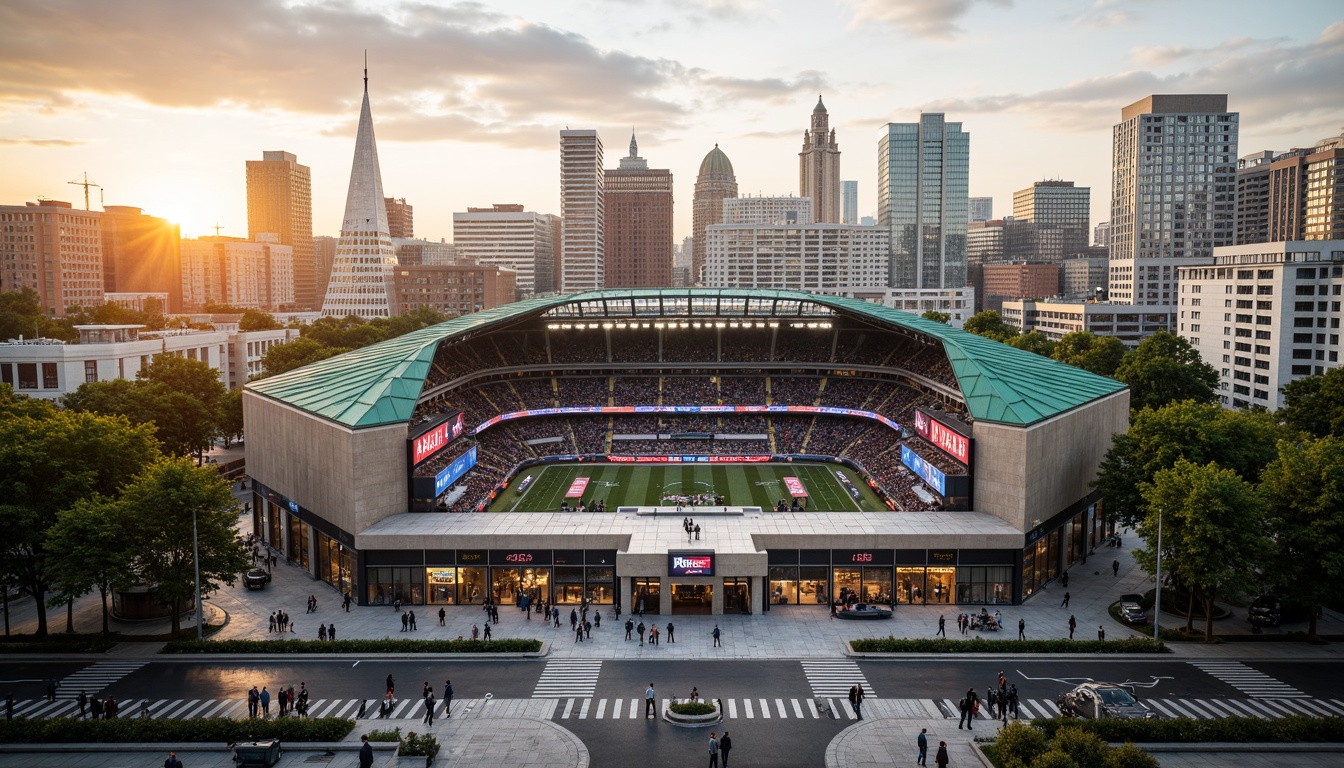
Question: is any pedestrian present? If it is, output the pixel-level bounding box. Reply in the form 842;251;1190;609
935;740;949;768
694;524;701;541
77;690;88;718
638;621;646;646
319;624;327;641
1113;559;1120;577
1017;618;1025;640
848;683;864;720
438;608;446;626
423;681;432;700
401;612;409;632
957;693;972;730
141;699;150;719
483;623;492;640
268;612;276;632
707;732;720;768
164;751;184;768
667;621;675;643
1068;615;1076;640
359;735;375;768
409;610;417;630
625;618;634;640
106;695;118;719
1061;572;1069;588
472;624;479;640
90;696;103;720
645;683;656;718
329;623;336;641
917;728;928;765
712;624;721;647
720;730;732;767
394;597;402;613
985;686;996;718
575;624;584;643
344;592;352;612
423;692;435;725
1009;684;1019;719
936;615;946;638
443;680;454;718
585;619;593;640
1061;591;1070;608
4;694;13;721
260;687;270;718
247;687;258;718
386;675;395;697
1098;625;1105;641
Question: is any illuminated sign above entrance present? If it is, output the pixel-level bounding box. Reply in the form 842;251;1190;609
668;551;715;576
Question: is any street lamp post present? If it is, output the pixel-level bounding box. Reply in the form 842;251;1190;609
193;509;203;640
1152;508;1163;641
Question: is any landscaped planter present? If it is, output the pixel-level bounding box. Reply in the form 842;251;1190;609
663;699;722;727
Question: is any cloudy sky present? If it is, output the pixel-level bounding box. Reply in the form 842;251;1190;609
1;0;1341;242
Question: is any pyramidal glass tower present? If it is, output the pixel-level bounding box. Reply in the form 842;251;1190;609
321;68;396;318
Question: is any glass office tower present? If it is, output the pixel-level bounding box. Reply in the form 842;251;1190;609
878;114;970;289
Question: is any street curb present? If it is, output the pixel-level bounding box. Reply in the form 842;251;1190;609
0;742;396;753
148;639;552;660
1129;743;1344;753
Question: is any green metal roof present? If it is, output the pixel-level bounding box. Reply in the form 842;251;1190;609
246;288;1125;429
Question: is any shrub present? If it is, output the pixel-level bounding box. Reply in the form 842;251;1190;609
1049;726;1107;768
0;717;353;744
398;730;439;757
994;721;1049;766
848;636;1167;654
364;727;401;742
1103;743;1160;768
0;635;118;654
161;638;543;654
1031;715;1344;743
669;702;717;716
1030;749;1078;768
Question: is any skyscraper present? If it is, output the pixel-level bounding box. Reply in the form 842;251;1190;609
384;197;413;239
799;96;841;223
604;133;673;288
1235;132;1344;244
321;68;397;319
878;113;970;289
453;203;557;299
841;181;858;224
1108;94;1238;305
100;205;182;312
1012;181;1091;259
969;197;994;222
0;200;103;316
691;145;738;285
559;130;604;292
246;151;313;309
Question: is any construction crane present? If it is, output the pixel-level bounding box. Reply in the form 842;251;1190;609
67;172;101;211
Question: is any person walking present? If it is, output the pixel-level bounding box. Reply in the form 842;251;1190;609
443;680;454;718
163;751;184;768
1017;618;1026;640
1098;625;1105;641
936;615;946;638
712;625;721;647
1113;559;1120;577
259;687;270;718
645;683;657;718
1008;684;1020;719
848;683;864;720
637;621;646;646
319;624;327;641
694;524;701;541
401;612;409;632
917;728;928;765
707;732;720;768
649;625;658;646
625;618;634;640
1060;591;1070;608
935;740;950;768
422;692;435;725
483;623;492;640
957;693;972;730
438;608;446;626
471;624;479;640
1068;615;1077;640
358;735;375;768
77;690;88;718
409;610;417;630
719;731;733;766
328;623;336;641
667;621;675;643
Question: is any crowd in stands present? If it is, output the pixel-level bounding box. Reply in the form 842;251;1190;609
720;329;772;362
720;377;765;403
571;419;609;453
661;377;717;404
661;332;719;363
771;331;833;363
610;332;659;363
610;439;771;455
770;377;820;405
556;377;610;405
613;376;659;405
819;378;879;407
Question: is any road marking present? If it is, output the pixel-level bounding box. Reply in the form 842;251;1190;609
533;659;602;699
743;699;754;718
800;660;875;698
1189;661;1307;698
561;699;574;719
577;699;591;719
759;698;771;718
58;661;149;698
595;698;607;719
806;699;819;718
629;698;638;719
791;699;805;718
727;699;737;718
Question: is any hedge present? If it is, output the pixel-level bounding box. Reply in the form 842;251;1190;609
161;638;543;654
849;637;1167;654
0;635;118;654
1031;715;1344;743
0;717;354;744
669;702;717;716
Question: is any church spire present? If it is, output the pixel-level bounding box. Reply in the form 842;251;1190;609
363;50;368;94
629;130;638;159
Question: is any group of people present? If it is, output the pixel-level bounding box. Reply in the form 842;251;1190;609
245;684;312;719
682;517;702;541
267;610;294;633
958;674;1022;729
399;610;419;631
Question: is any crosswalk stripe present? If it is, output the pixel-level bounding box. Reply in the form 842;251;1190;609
1176;699;1213;719
759;698;771;718
791;698;805;718
391;699;413;718
1312;700;1344;716
838;700;856;719
629;698;639;719
184;700;216;719
1190;661;1307;699
561;699;574;719
806;699;819;718
595;699;607;719
578;699;591;719
727;699;737;718
743;698;754;718
1147;699;1182;719
164;700;199;719
609;698;620;719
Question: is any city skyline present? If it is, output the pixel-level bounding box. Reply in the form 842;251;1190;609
0;0;1340;244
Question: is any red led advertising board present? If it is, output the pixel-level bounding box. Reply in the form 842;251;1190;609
912;409;970;466
410;411;467;467
668;551;715;576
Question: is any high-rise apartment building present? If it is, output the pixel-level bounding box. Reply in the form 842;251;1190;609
1012;181;1091;259
246;151;314;310
604;134;673;288
799;97;842;223
704;223;889;291
879;113;970;289
559;130;604;293
538;214;561;295
0;201;103;316
384;197;413;239
453;204;557;299
1236;132;1344;245
1093;221;1111;248
1236;151;1275;245
1108;94;1238;305
723;196;813;225
1177;240;1342;410
691;145;738;286
180;235;293;311
841;181;858;224
321;72;397;318
969;197;994;223
100;205;182;312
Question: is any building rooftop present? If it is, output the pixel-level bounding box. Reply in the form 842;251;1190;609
246;288;1126;431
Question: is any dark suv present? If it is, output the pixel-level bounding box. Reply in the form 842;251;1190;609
244;568;271;590
1248;594;1284;627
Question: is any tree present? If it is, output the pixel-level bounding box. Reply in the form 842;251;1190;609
1051;331;1128;378
962;310;1019;342
921;310;951;324
1258;437;1344;639
0;383;59;419
219;388;246;447
1279;367;1344;439
1095;400;1284;529
0;287;77;342
239;309;282;331
1113;331;1218;410
258;337;349;378
45;496;137;635
1138;458;1269;640
0;409;159;636
120;457;249;635
1007;330;1055;357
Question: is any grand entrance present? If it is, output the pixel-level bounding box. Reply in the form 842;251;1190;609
671;584;713;615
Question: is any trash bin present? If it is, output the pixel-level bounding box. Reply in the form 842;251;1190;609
234;739;282;767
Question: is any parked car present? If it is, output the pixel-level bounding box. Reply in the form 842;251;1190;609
1118;601;1147;623
1057;682;1160;720
244;568;271;590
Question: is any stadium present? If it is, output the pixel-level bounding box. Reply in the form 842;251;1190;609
243;288;1128;615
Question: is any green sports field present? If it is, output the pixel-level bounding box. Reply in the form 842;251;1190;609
489;462;889;513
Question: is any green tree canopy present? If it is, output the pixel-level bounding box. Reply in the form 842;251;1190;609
119;457;250;635
1051;331;1128;378
66;300;169;331
45;495;137;635
1258;436;1344;639
1095;400;1284;529
0;287;77;342
1279;367;1344;439
1138;458;1270;639
258;337;351;378
1113;331;1218;410
920;310;951;324
1007;330;1055;357
962;310;1020;342
219;388;245;447
238;309;282;331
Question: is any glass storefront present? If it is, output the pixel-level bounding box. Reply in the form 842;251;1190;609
671;583;713;615
555;566;585;604
633;577;661;614
769;567;798;605
926;567;955;603
427;568;458;604
267;502;282;551
801;566;828;604
723;577;750;614
315;531;355;596
956;566;1014;604
491;566;550;606
897;567;925;604
1021;530;1061;599
862;567;893;604
367;567;424;605
287;517;310;569
458;567;487;604
586;567;615;604
768;566;829;605
832;568;862;604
